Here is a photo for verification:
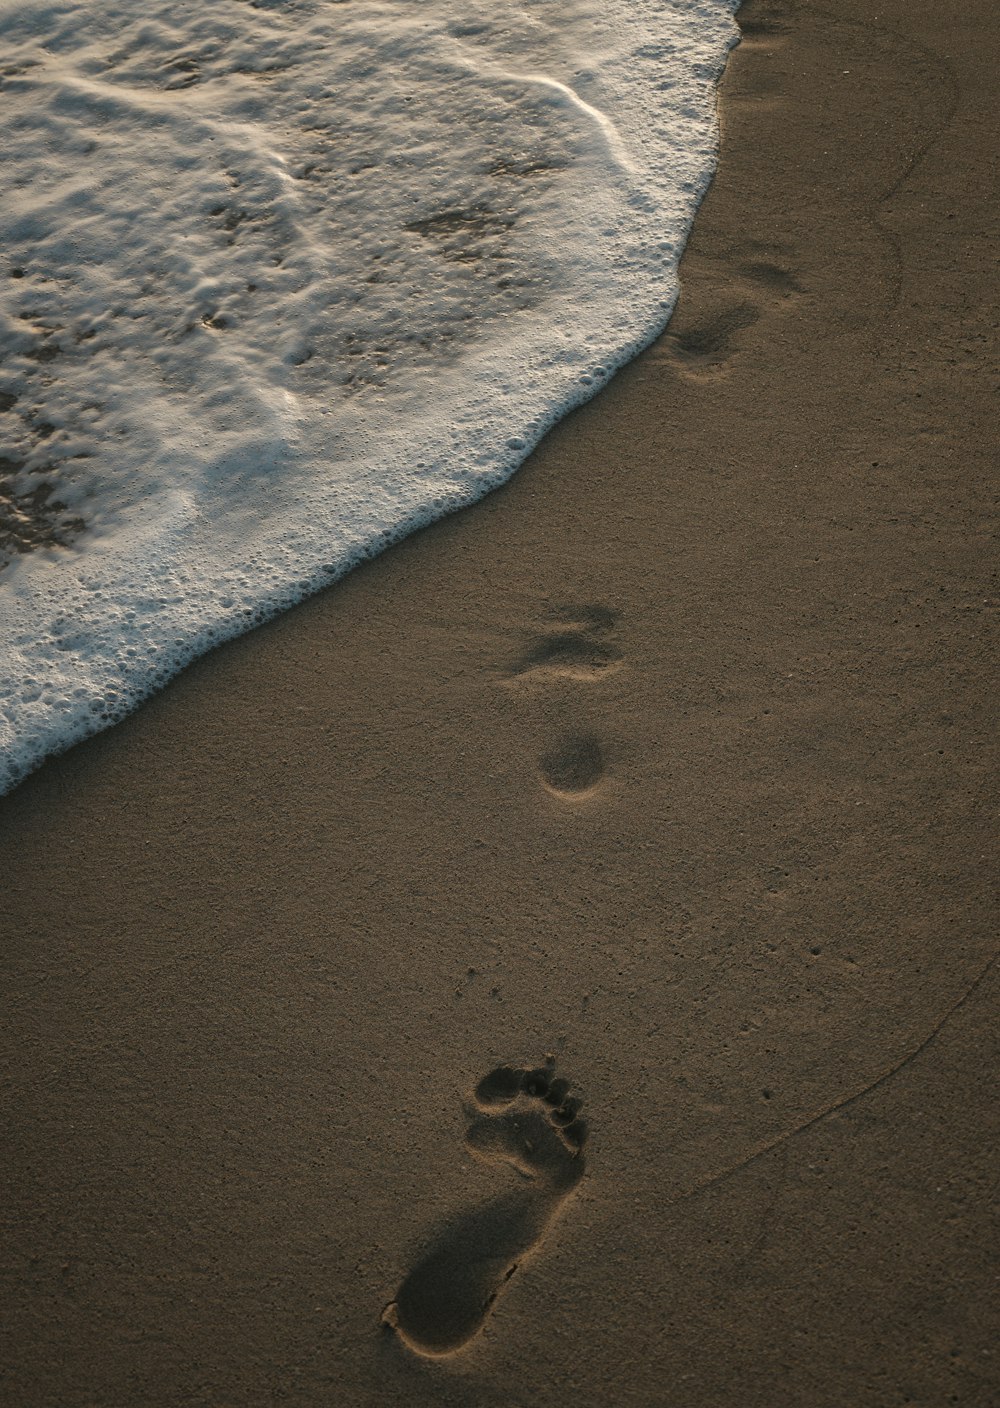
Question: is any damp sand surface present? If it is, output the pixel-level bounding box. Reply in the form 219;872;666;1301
2;2;997;1404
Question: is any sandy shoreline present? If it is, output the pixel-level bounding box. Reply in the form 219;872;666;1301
2;1;997;1404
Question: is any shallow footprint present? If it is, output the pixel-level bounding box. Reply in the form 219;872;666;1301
384;1062;587;1357
509;604;622;681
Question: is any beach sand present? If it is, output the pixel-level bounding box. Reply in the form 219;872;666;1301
2;1;997;1403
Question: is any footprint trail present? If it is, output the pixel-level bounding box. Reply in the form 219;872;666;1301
384;1061;587;1358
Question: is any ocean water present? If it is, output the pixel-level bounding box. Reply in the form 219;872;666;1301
0;0;739;794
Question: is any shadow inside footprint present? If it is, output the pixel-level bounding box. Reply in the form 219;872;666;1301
385;1063;587;1358
540;735;604;796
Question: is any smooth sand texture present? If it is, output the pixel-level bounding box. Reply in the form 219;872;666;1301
2;1;997;1403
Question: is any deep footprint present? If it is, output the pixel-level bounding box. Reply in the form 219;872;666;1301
384;1062;587;1357
540;734;604;796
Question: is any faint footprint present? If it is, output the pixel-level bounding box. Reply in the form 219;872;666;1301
663;240;803;374
665;300;760;371
736;259;802;295
384;1062;587;1358
738;11;790;41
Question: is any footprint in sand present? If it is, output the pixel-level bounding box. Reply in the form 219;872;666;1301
662;242;803;375
539;733;604;797
505;605;619;797
384;1061;587;1358
510;604;621;681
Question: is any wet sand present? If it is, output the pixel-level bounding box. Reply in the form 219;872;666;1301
2;1;997;1404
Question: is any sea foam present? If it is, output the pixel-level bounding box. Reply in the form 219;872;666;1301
0;0;738;794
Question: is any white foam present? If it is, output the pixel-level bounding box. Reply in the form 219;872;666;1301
0;0;739;793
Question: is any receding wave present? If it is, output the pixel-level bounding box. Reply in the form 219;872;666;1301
0;0;738;793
